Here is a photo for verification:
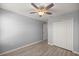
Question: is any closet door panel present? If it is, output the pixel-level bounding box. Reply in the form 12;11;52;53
52;19;73;51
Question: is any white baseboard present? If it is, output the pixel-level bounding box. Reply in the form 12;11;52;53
48;42;53;45
0;40;42;55
72;51;79;55
48;42;75;52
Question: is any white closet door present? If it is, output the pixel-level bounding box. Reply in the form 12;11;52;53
52;19;73;51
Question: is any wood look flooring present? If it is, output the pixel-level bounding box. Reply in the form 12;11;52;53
1;40;79;56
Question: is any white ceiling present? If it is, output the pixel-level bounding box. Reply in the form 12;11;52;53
0;3;79;22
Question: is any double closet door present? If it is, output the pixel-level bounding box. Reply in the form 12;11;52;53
52;19;73;51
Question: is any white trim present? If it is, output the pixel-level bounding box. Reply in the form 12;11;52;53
0;40;42;55
72;51;79;55
48;42;53;45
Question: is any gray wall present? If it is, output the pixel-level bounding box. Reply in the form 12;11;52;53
73;11;79;52
48;11;79;52
43;23;48;40
0;9;43;52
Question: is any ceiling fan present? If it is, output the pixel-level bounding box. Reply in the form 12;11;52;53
30;3;54;17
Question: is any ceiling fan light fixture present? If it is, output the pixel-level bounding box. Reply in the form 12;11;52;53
30;3;54;17
38;11;45;16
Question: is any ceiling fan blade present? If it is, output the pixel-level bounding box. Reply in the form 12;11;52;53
31;3;38;9
46;3;54;10
30;12;36;14
46;12;52;15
